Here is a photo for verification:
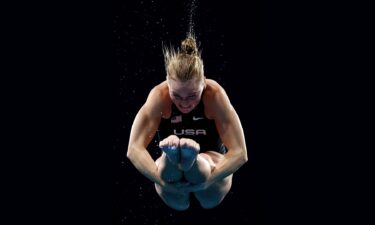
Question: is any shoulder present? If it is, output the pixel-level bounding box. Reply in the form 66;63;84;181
203;79;232;119
143;81;172;118
148;81;169;100
203;79;230;104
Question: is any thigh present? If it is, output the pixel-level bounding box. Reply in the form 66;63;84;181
155;183;190;211
193;174;233;209
200;150;225;166
194;151;233;208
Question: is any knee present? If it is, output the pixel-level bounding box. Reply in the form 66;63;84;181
160;194;190;211
168;201;190;211
199;197;224;209
155;184;190;211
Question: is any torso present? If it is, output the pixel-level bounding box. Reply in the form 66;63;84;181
155;79;226;153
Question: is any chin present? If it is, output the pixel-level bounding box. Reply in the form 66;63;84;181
180;109;191;114
179;107;192;114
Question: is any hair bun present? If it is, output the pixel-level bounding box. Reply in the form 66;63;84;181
181;37;197;55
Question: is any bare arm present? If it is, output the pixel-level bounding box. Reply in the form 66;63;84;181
127;87;165;186
208;86;248;183
183;84;248;192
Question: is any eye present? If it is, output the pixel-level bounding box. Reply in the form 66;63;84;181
173;94;182;100
187;95;197;100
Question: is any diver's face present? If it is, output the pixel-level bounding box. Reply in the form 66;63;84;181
167;78;204;114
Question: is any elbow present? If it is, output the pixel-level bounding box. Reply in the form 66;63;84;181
127;144;147;162
127;146;135;160
240;148;248;165
243;153;248;164
229;148;248;166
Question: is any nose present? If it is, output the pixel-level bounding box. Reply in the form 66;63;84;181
179;99;191;106
180;101;189;106
178;97;190;103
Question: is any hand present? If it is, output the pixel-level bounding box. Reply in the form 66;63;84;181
179;138;200;152
159;135;180;164
179;138;200;171
159;135;180;151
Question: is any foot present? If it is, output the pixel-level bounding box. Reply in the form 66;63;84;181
179;138;200;171
159;135;181;165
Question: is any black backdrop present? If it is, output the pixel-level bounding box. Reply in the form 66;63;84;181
113;1;325;224
4;0;364;224
111;0;365;224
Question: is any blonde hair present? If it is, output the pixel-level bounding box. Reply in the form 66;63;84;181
163;35;204;83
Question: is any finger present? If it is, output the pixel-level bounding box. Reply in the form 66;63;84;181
159;140;165;148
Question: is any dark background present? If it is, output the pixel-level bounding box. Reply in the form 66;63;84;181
113;0;340;225
4;0;368;224
111;1;368;225
113;1;265;224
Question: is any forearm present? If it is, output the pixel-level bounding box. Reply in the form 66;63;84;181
210;150;247;183
127;147;164;186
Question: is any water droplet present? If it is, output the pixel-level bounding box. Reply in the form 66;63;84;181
187;0;198;36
